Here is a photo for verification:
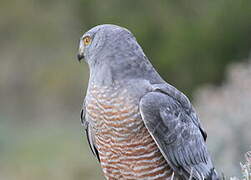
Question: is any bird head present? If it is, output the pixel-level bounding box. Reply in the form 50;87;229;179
77;24;160;84
77;24;142;64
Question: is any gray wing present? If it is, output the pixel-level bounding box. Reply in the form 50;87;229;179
81;99;100;162
139;83;217;180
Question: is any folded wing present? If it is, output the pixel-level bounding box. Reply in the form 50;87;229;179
139;83;217;179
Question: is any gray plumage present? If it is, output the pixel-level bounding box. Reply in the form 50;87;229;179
78;24;219;180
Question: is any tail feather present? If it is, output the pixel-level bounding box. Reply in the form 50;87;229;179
208;168;220;180
182;164;219;180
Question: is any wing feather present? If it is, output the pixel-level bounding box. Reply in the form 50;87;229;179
81;100;100;162
139;84;218;179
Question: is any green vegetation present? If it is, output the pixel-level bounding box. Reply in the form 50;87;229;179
76;0;251;95
0;0;250;179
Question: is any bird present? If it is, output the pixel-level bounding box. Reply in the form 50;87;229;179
77;24;219;180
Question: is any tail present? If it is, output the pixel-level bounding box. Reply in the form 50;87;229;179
189;167;220;180
182;164;220;180
174;154;220;180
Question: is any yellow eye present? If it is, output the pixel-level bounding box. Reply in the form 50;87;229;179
83;36;91;45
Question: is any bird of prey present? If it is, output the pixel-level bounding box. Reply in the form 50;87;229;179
77;24;219;180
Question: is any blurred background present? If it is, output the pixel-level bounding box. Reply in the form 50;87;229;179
0;0;251;179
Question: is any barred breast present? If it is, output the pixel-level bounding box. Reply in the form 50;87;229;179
86;83;173;180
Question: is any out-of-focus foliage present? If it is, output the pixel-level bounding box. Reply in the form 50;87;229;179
76;0;251;95
230;151;251;180
0;119;103;180
194;56;251;177
0;0;250;179
0;0;101;179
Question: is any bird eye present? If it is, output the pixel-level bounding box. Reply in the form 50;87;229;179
83;36;92;46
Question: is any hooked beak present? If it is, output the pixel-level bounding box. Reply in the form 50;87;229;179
77;53;84;62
